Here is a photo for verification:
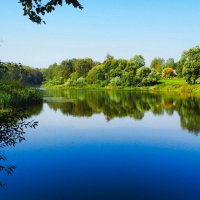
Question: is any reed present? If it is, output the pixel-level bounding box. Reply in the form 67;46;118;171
0;81;42;109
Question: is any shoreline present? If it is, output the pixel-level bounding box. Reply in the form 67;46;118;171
0;82;43;109
42;78;200;96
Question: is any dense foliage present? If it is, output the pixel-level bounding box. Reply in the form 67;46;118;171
43;56;161;88
182;46;200;84
176;47;200;84
0;82;43;109
0;62;43;108
43;46;200;87
150;58;165;73
0;62;43;86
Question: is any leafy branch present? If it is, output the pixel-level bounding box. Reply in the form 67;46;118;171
19;0;83;24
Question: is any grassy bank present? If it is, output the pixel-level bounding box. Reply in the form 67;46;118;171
0;81;43;109
42;78;200;95
145;79;200;95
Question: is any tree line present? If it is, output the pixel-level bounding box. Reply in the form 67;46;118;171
0;61;43;86
43;55;161;88
43;46;200;87
0;46;199;87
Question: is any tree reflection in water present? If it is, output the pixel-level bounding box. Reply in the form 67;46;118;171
0;105;42;188
0;90;199;187
44;89;200;134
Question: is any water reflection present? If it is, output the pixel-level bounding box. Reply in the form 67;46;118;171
0;104;43;187
44;89;200;134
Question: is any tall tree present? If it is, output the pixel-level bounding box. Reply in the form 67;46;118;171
176;52;187;77
59;60;75;79
75;58;95;78
165;58;176;69
127;55;145;74
150;58;165;73
182;46;200;84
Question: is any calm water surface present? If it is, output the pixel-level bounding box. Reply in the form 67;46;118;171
1;89;200;200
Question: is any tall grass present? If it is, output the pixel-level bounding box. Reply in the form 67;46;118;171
0;81;42;109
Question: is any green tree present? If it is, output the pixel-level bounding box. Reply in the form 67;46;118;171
150;58;165;73
136;66;151;79
136;67;160;86
165;58;176;69
59;60;74;79
176;52;187;78
0;62;43;85
110;77;122;87
87;65;104;84
140;71;160;86
44;63;58;80
76;77;87;87
70;72;78;80
121;72;135;87
102;57;118;81
127;55;145;74
118;59;128;71
182;46;200;84
75;58;95;78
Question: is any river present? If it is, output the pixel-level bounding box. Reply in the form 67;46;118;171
1;89;200;200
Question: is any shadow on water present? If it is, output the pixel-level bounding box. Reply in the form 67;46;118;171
0;104;43;187
44;89;200;134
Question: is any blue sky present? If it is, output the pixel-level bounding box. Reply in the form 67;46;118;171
0;0;200;68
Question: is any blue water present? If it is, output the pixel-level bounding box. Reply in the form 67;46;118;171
1;90;200;200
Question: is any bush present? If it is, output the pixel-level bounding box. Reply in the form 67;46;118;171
45;78;64;85
66;78;76;87
87;65;104;84
139;71;161;86
121;72;135;86
100;80;109;87
136;66;151;79
0;81;42;108
76;77;87;88
109;77;122;87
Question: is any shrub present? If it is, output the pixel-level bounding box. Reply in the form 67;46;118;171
76;77;87;88
139;71;161;86
66;78;75;87
109;77;122;87
136;66;151;79
0;81;42;108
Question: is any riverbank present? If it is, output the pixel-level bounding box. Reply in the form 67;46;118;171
138;79;200;95
42;78;200;95
0;81;43;109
